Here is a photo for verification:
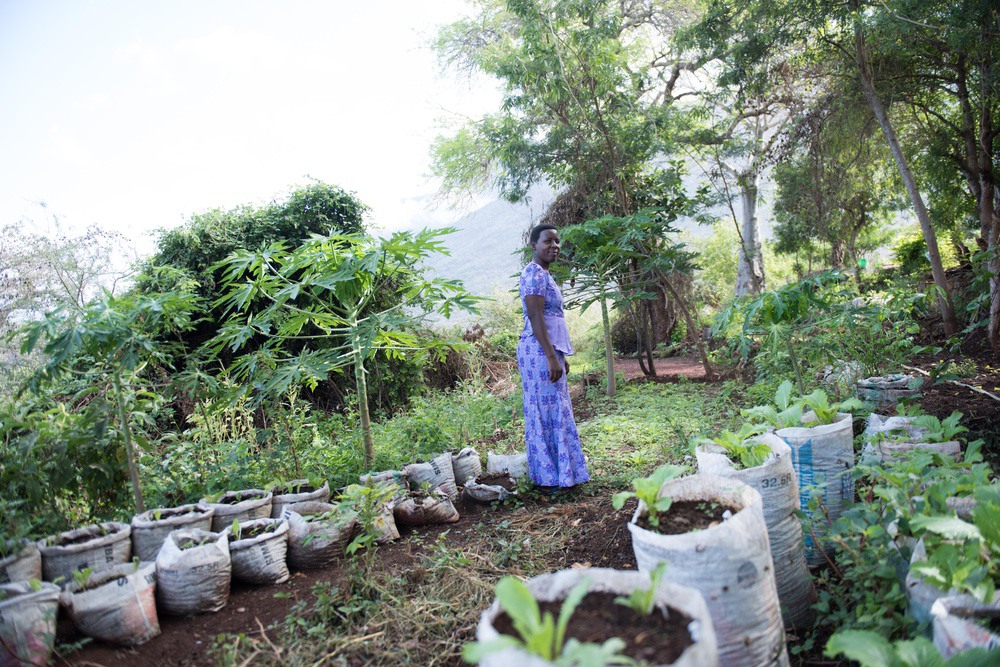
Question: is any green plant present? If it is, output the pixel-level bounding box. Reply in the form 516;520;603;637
743;380;804;429
698;423;771;469
612;464;687;528
339;483;396;555
799;389;864;426
825;629;1000;666
72;568;93;590
462;576;630;666
614;563;668;616
910;412;968;443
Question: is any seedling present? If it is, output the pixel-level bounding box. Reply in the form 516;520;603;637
743;381;803;429
178;535;215;550
72;568;93;591
799;389;864;426
614;563;668;617
909;412;967;443
826;629;1000;665
462;576;630;665
612;464;687;528
698;424;771;470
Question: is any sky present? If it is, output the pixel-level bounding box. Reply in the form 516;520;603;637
0;0;499;254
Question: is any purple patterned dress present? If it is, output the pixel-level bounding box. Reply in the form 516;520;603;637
517;262;590;488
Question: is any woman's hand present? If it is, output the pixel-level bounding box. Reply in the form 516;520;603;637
547;354;564;383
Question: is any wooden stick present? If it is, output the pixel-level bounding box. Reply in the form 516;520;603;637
902;364;1000;404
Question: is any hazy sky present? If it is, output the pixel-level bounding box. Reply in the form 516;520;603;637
0;0;498;253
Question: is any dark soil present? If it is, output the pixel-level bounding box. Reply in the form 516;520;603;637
270;484;318;495
235;524;278;540
218;491;266;505
473;472;516;490
147;507;205;521
636;500;737;535
51;526;119;547
493;591;694;664
177;537;216;551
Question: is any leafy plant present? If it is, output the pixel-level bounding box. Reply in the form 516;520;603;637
614;563;668;616
799;389;864;426
910;412;968;443
698;423;771;469
825;629;1000;666
72;567;93;590
339;483;397;555
743;380;803;429
462;576;630;665
612;464;687;528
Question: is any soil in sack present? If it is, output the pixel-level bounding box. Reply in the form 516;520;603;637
628;474;789;667
60;562;159;646
268;480;331;519
486;451;529;480
38;522;132;583
465;472;517;504
696;433;816;628
0;581;60;667
452;447;483;486
155;529;230;616
0;540;41;584
476;568;718;667
636;500;738;535
199;490;272;532
776;411;854;566
227;518;290;585
403;452;458;497
394;490;460;526
131;504;214;562
283;502;357;570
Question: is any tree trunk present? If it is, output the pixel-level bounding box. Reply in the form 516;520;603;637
735;174;766;297
854;20;959;336
352;339;375;469
112;370;145;514
659;274;715;381
599;290;616;397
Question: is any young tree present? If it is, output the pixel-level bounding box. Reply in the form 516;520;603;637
210;230;479;468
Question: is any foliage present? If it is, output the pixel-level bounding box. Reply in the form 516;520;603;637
698;423;771;470
612;464;687;528
210;228;479;467
825;630;1000;666
339;483;398;555
614;563;668;617
798;389;864;427
909;413;968;444
743;380;804;429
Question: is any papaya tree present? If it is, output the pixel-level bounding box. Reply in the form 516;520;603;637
210;229;479;468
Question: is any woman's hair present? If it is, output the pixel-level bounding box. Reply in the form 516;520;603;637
529;224;558;244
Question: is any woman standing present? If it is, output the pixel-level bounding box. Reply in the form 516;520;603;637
517;224;590;490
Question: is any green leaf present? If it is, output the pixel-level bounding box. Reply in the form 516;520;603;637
824;630;897;667
910;515;982;541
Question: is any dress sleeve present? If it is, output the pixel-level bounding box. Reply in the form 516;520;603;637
520;263;547;297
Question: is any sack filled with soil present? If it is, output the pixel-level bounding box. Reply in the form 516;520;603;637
464;472;517;504
38;522;132;583
226;518;290;585
628;474;789;667
198;490;272;532
268;480;331;519
696;432;816;628
282;502;357;570
60;562;159;646
0;539;42;584
0;581;60;667
131;504;214;562
403;453;458;497
155;529;230;616
358;470;409;498
451;447;483;486
486;452;529;480
394;490;460;526
475;568;718;667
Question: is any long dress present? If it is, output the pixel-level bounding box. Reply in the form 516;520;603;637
516;261;590;487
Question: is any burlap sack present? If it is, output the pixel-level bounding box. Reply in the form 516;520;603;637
394;491;460;526
452;448;483;486
199;490;272;532
404;453;458;497
227;518;290;585
0;540;41;584
269;480;331;519
38;522;132;583
155;529;231;616
131;504;214;562
60;562;159;646
0;581;60;667
282;502;357;570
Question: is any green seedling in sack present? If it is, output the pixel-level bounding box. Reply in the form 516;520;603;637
612;464;687;528
744;381;804;429
910;412;968;443
799;389;864;426
614;563;668;616
698;424;771;470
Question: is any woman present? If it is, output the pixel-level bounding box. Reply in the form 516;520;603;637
517;224;590;490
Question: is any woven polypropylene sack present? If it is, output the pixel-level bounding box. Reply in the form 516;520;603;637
452;448;483;486
696;433;816;628
629;474;789;667
269;481;331;519
358;470;409;499
931;595;1000;657
155;529;230;616
0;540;41;584
855;374;921;407
374;503;400;543
282;502;357;570
393;492;460;526
131;505;214;562
475;568;718;667
486;452;529;480
60;562;159;646
38;522;132;583
198;490;272;532
776;411;855;565
464;479;515;504
0;581;60;667
227;518;290;585
403;453;458;497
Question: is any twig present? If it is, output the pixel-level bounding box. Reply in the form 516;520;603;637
902;364;1000;404
256;617;283;661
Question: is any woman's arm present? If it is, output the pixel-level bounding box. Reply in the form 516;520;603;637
524;294;564;383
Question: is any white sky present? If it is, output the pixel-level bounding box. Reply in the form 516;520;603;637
0;0;499;254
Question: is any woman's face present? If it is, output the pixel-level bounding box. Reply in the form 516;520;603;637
533;229;560;265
